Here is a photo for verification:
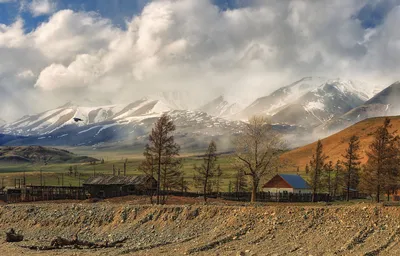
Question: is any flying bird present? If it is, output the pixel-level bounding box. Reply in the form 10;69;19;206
73;117;83;122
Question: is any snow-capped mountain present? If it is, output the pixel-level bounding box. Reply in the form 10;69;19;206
237;77;328;119
2;103;121;136
2;110;247;150
0;78;388;149
0;118;5;127
146;91;200;110
319;81;400;133
198;96;242;118
2;96;178;136
236;77;381;122
270;79;372;127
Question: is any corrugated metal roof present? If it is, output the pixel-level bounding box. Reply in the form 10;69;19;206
83;175;151;185
279;174;311;189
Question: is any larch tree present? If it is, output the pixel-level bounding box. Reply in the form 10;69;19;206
139;113;181;205
309;140;328;202
305;164;310;174
193;141;219;202
342;135;362;201
384;136;400;200
323;161;334;202
234;116;284;202
332;160;344;199
214;165;223;194
234;169;247;193
362;118;397;202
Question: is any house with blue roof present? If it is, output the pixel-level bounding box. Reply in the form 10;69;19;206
262;174;311;194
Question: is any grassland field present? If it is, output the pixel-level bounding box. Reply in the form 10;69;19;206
0;148;301;192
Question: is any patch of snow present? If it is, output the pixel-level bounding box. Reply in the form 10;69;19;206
95;123;119;135
304;101;325;111
78;126;101;134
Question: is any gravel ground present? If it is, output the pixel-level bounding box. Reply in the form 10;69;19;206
1;199;400;255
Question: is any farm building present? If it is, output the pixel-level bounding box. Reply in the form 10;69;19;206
262;174;311;194
83;175;157;198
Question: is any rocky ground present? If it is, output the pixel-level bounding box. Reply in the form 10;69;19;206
1;197;400;255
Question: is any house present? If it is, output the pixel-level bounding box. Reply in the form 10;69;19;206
262;174;311;194
83;175;157;198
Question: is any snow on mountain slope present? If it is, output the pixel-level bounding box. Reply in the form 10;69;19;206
2;110;247;149
197;96;242;118
2;103;123;136
318;81;400;134
237;77;328;119
0;118;6;127
146;91;200;110
236;77;381;121
270;79;374;128
3;95;186;136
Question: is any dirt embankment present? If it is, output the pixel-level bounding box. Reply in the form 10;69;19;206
1;202;400;255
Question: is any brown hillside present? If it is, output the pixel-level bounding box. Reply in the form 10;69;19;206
281;116;400;171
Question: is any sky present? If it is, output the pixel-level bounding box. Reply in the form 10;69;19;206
1;0;400;121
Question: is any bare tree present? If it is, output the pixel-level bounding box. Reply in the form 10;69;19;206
140;113;181;204
309;140;328;202
234;116;284;202
193;141;219;202
362;118;397;202
342;135;362;201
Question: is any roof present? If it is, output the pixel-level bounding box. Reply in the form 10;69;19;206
263;174;311;189
83;175;152;186
278;174;310;189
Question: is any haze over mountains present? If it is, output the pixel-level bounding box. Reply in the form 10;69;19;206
1;76;400;149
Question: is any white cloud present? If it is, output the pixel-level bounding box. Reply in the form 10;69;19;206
29;0;56;17
1;0;400;121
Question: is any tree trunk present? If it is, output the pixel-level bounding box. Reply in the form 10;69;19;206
377;184;380;203
251;178;258;203
203;176;208;203
156;156;161;205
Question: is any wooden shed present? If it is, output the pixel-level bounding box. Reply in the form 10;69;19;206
83;175;157;198
262;174;311;194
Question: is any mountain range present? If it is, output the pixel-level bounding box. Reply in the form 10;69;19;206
2;77;400;150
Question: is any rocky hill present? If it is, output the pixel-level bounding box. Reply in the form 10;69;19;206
0;146;98;164
0;202;400;255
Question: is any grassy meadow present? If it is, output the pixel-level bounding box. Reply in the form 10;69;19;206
0;150;292;192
